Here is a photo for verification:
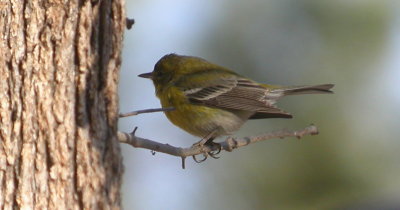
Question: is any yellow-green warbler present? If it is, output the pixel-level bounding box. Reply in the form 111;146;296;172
139;54;333;145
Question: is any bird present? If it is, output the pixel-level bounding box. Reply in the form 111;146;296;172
139;53;334;154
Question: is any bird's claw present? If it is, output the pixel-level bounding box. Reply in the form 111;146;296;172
207;142;222;159
192;153;208;163
191;141;222;163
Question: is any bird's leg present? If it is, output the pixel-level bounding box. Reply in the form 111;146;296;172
191;130;218;163
192;130;217;148
192;129;222;162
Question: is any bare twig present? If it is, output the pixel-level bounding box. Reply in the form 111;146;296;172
119;107;175;118
118;125;319;168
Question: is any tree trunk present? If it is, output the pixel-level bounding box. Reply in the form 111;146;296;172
0;0;125;209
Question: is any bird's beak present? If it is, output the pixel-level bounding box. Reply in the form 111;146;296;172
138;72;153;79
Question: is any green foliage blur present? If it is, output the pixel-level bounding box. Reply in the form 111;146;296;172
120;0;400;209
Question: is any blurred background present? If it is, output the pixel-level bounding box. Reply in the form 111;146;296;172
118;0;400;209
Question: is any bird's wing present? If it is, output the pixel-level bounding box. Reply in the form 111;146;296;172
175;71;292;119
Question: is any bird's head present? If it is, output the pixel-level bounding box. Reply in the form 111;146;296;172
139;53;219;92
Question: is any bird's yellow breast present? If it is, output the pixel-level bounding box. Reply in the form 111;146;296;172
157;86;247;138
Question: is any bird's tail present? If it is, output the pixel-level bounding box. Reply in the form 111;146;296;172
271;84;334;96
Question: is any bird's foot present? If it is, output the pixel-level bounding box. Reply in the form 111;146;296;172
193;153;208;163
206;141;221;159
191;140;222;163
191;140;209;163
191;130;221;163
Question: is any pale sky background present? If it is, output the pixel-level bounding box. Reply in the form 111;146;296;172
119;1;400;209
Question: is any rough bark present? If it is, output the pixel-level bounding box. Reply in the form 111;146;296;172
0;0;125;209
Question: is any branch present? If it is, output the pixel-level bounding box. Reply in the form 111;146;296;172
119;107;175;118
118;125;319;168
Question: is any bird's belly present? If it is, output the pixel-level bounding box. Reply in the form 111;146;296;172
165;104;252;138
